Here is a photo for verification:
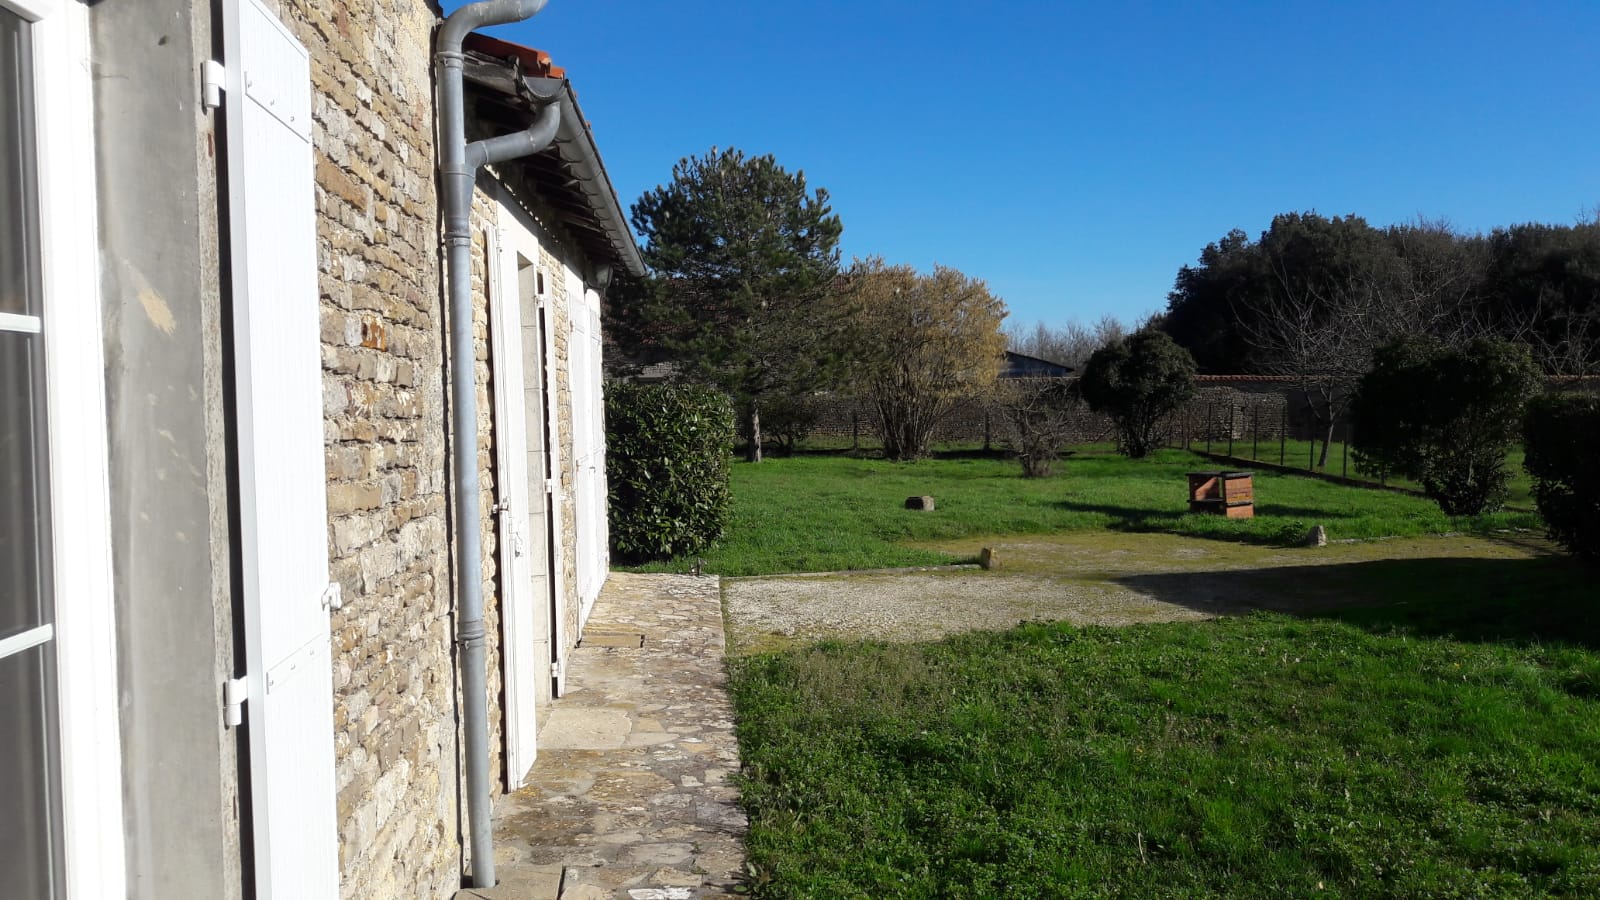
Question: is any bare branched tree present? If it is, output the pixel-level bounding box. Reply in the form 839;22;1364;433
1006;315;1129;371
1240;217;1498;467
991;379;1079;477
1238;263;1394;468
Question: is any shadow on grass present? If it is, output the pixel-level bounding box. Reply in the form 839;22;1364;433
1116;551;1599;650
1250;504;1361;520
1052;500;1361;547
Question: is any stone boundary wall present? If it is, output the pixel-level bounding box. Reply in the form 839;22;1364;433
811;375;1600;451
809;377;1299;448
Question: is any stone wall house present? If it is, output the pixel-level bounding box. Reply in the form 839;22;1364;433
5;1;639;898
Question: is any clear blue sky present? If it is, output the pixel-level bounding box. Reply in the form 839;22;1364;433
454;0;1600;329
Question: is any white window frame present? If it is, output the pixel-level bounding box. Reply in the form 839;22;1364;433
5;0;128;895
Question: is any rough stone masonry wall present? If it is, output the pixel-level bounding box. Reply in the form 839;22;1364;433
273;2;464;898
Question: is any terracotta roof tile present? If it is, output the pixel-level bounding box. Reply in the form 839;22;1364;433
462;33;566;79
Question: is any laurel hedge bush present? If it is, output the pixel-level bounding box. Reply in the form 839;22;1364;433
1351;337;1542;516
1524;392;1600;560
605;382;734;561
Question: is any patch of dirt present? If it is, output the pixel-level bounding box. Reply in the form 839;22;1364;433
722;532;1558;654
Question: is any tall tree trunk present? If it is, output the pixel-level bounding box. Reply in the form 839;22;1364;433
748;402;763;463
1318;417;1336;469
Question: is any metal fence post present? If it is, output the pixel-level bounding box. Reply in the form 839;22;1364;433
1227;405;1236;457
1205;402;1214;454
1307;398;1316;471
1279;404;1287;466
1342;419;1349;479
1252;405;1260;462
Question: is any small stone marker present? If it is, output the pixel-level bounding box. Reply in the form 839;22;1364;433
905;495;936;511
1304;524;1328;547
979;547;998;570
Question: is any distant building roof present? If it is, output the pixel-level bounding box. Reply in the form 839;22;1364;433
1001;351;1073;378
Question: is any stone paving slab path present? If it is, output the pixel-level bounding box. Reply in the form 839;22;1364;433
462;573;744;900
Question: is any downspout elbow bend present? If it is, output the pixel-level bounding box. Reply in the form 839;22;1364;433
467;99;561;169
439;0;549;52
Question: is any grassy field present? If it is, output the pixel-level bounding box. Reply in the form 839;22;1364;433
732;558;1600;897
1190;436;1535;509
629;448;1541;576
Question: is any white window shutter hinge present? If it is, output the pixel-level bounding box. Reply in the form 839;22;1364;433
223;676;248;728
321;582;343;612
544;477;555;495
201;60;226;111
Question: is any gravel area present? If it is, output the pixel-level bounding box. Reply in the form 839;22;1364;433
722;531;1554;652
724;571;1217;649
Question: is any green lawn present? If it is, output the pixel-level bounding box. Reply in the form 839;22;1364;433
629;448;1541;576
732;562;1600;897
1191;437;1536;509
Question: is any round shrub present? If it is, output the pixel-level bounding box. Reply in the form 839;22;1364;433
1351;337;1542;516
1079;330;1196;459
606;382;735;562
1524;393;1600;560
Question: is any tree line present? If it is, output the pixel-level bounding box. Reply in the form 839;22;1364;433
606;146;1008;463
1157;212;1600;465
1162;212;1600;377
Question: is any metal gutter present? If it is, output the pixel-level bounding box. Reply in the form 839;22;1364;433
522;75;645;279
435;0;555;889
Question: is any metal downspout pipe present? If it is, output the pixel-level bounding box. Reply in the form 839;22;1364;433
436;0;555;888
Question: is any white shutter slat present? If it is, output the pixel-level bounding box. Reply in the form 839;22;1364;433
223;0;339;897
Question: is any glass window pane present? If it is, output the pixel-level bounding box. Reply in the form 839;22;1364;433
1;331;49;641
1;10;37;317
0;643;62;899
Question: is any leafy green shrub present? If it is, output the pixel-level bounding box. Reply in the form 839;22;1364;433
605;382;734;561
1079;330;1196;458
1351;337;1542;515
1524;393;1600;559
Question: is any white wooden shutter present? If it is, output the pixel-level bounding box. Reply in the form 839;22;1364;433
566;271;608;626
487;223;543;785
585;288;609;599
222;1;339;897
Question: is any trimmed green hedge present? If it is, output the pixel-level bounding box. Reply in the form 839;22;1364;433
606;382;734;561
1524;392;1600;560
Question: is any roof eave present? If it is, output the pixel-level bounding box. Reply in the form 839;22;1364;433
525;76;645;279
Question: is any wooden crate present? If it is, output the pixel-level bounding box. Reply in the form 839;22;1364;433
1187;471;1254;518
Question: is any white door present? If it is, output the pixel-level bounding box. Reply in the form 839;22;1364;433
487;212;558;786
222;1;339;896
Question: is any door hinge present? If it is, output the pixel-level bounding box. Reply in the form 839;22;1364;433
223;676;248;728
321;582;343;612
543;477;555;495
201;60;226;111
